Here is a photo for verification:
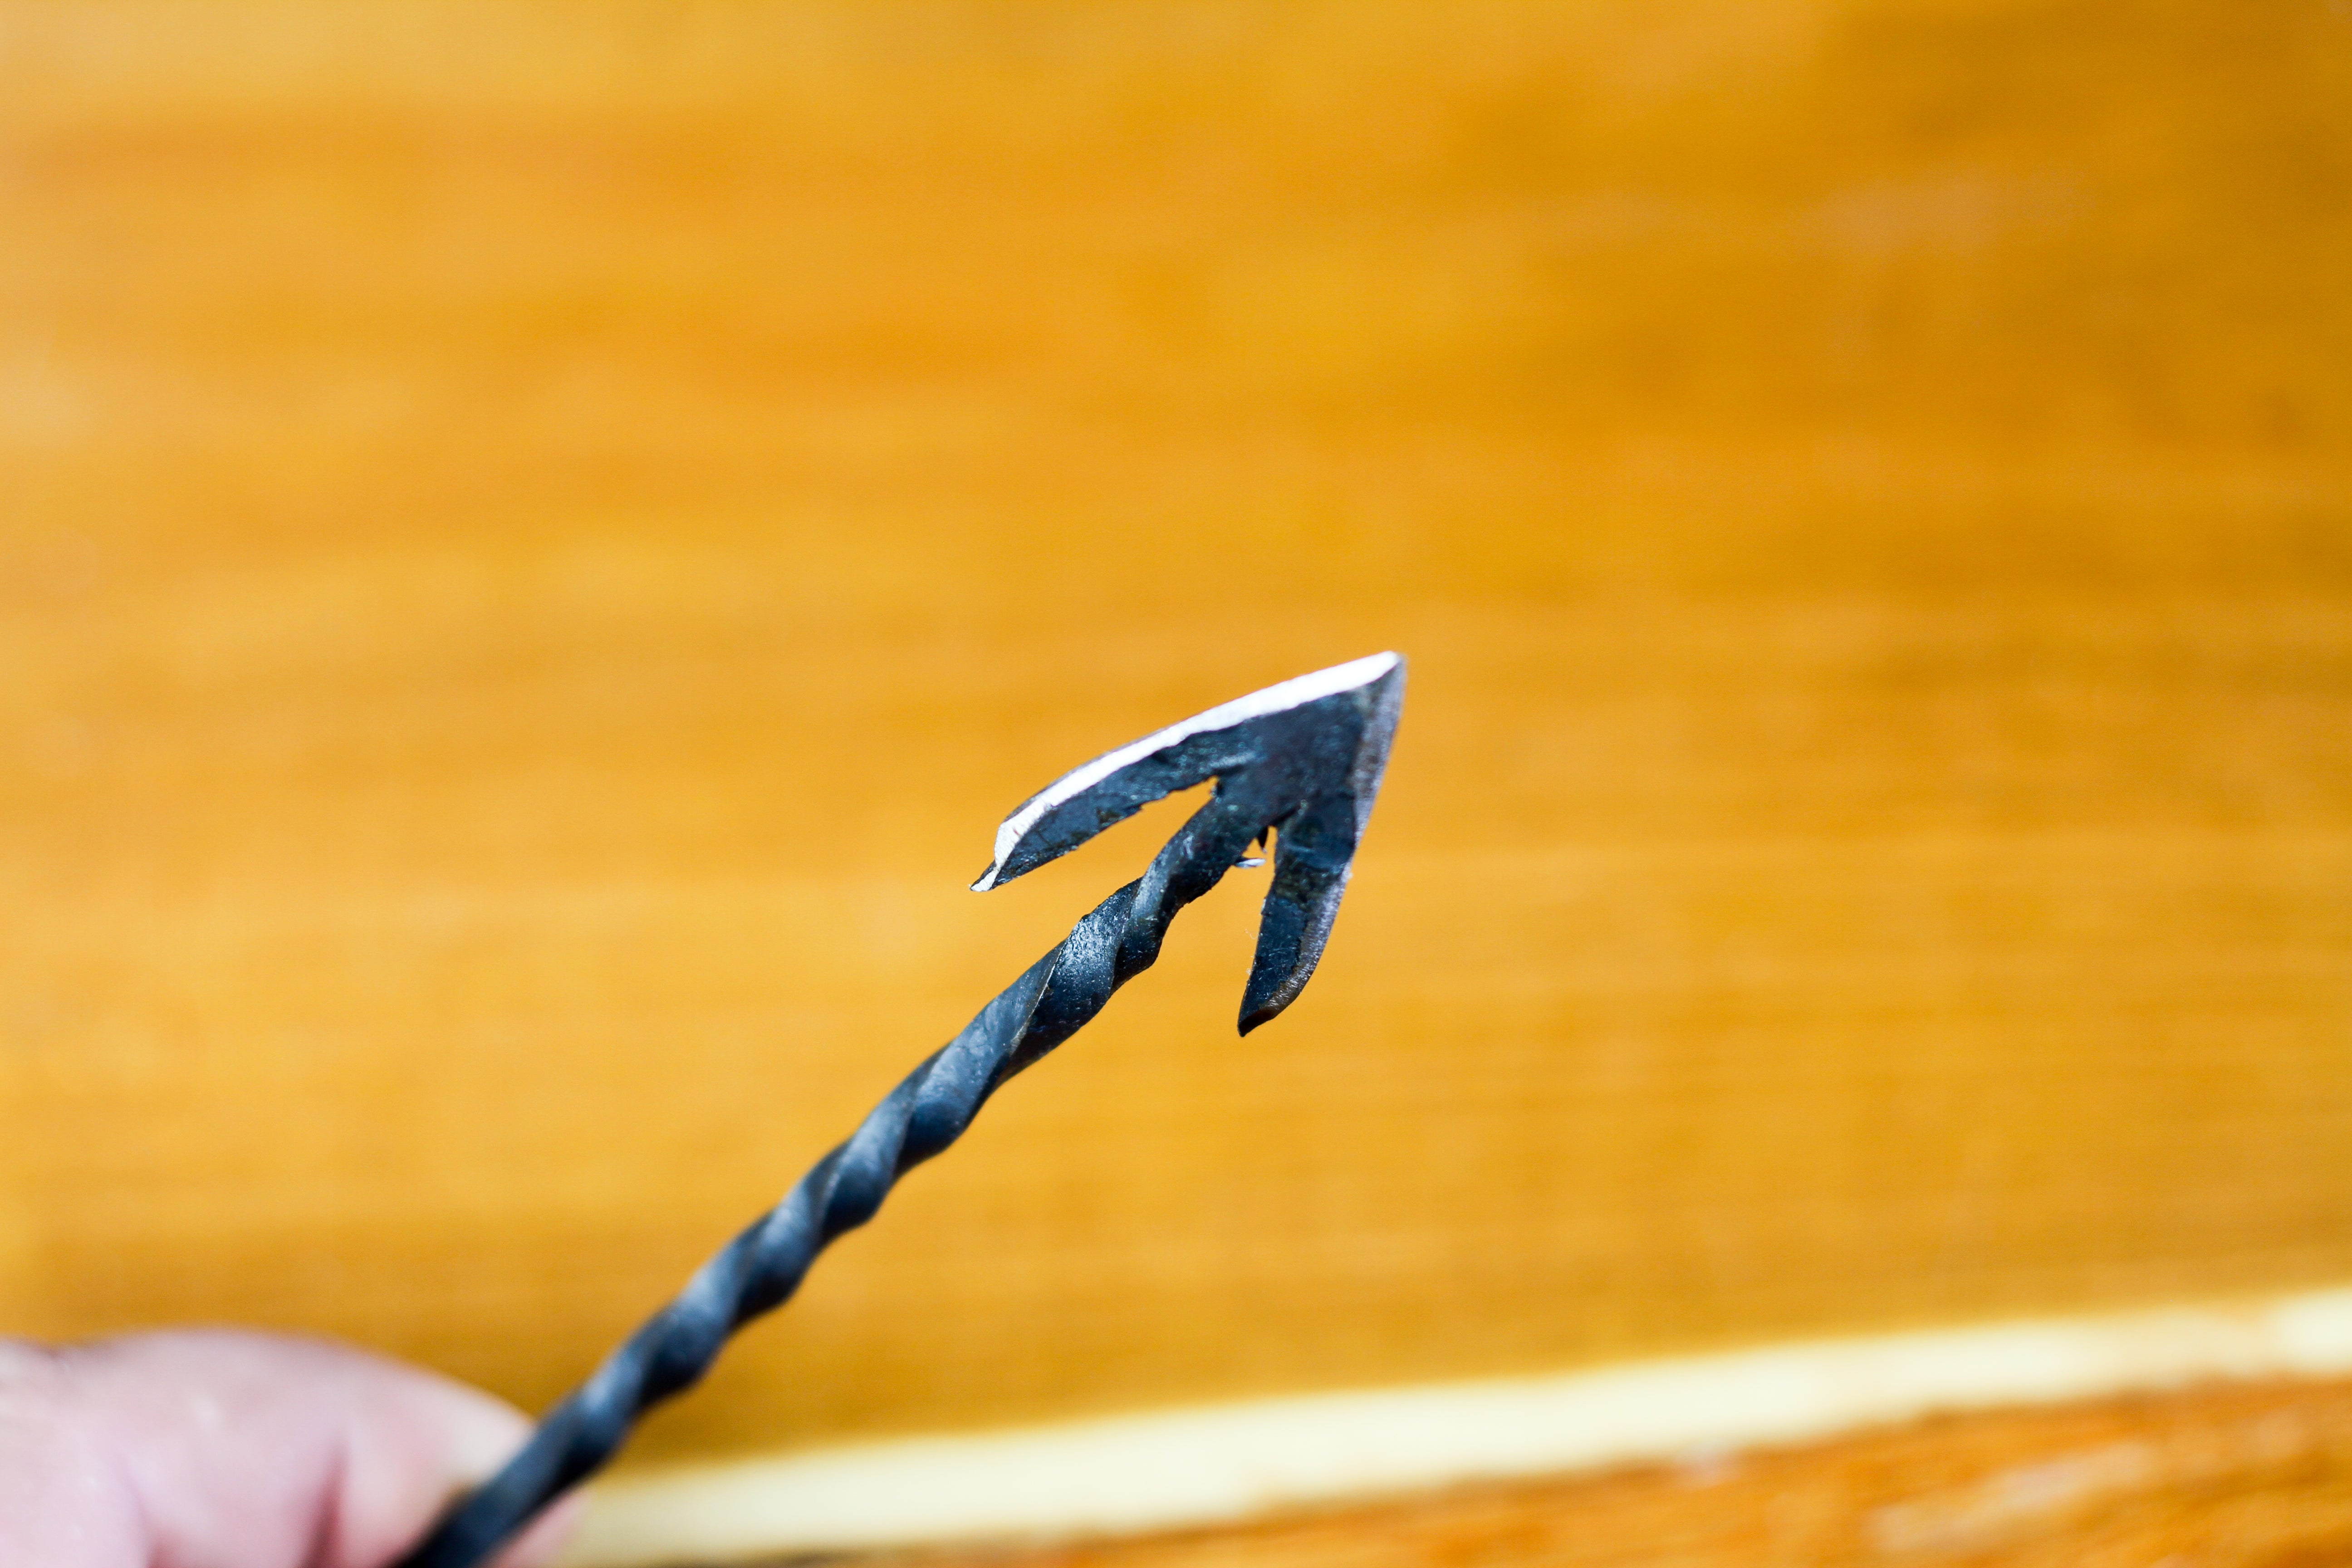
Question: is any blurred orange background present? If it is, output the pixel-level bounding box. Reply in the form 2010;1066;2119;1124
2;0;2349;1475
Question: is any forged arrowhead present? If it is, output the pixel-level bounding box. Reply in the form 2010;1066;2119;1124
974;652;1405;1033
398;652;1407;1568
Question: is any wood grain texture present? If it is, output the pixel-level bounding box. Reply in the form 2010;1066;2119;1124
862;1377;2352;1568
1;0;2349;1471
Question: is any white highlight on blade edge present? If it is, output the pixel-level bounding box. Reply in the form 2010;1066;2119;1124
971;652;1401;891
560;1282;2352;1568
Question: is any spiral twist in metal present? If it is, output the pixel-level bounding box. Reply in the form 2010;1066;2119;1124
400;804;1283;1567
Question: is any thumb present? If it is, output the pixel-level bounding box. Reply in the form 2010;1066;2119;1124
1;1329;576;1568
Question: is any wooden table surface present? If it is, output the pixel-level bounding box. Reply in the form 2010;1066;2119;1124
1;0;2349;1475
868;1377;2352;1568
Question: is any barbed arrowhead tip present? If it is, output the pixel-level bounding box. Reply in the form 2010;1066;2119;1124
973;651;1406;1033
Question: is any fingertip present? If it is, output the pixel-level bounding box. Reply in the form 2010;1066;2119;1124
491;1488;585;1568
323;1345;551;1568
61;1329;561;1568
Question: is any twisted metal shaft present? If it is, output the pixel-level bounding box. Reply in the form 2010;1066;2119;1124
396;784;1274;1568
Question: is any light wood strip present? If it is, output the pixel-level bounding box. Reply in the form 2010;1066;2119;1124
562;1285;2352;1566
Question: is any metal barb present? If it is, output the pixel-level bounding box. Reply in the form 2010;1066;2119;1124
393;654;1405;1568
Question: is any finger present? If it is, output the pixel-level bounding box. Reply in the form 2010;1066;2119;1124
4;1329;575;1568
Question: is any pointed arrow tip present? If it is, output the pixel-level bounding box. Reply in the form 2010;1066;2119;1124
976;652;1404;892
973;652;1403;1031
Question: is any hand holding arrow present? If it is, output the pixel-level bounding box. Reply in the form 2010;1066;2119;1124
396;652;1407;1568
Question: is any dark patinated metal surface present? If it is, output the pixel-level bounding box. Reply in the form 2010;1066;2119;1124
396;655;1406;1568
